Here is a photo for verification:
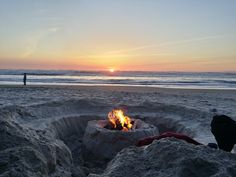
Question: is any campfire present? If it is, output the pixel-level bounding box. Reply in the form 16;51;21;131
82;108;159;160
105;109;135;131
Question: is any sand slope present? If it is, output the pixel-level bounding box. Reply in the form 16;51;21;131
93;138;236;177
0;85;235;176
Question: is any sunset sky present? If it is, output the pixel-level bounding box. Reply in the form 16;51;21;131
0;0;236;71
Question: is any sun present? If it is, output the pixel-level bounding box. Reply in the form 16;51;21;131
109;68;115;73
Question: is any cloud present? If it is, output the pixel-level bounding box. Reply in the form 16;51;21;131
74;35;223;60
105;34;224;54
106;45;156;54
67;33;231;64
74;52;175;60
48;27;59;32
21;27;59;58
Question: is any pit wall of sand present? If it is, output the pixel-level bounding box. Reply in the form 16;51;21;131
1;95;233;176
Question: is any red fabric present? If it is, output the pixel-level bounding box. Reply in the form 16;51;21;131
136;132;202;147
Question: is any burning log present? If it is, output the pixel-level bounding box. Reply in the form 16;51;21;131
104;120;122;130
131;120;137;130
104;119;134;131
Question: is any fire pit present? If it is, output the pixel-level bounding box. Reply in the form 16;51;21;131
83;109;159;160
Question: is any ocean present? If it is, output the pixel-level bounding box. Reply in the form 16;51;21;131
0;69;235;89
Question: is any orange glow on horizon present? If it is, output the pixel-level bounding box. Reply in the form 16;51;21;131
109;68;115;73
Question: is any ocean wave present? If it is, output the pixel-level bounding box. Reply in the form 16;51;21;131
0;69;236;89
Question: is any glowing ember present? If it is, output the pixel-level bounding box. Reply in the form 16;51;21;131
107;109;133;131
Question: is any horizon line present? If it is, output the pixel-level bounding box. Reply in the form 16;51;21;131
0;68;235;73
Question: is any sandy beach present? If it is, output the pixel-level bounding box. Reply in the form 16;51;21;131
1;85;236;142
1;85;236;176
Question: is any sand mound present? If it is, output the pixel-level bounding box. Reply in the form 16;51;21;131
0;95;235;177
92;138;236;177
0;112;85;177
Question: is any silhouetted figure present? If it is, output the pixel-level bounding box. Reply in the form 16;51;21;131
211;115;236;152
23;73;27;85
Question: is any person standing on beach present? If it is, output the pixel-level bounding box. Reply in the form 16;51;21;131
23;73;27;85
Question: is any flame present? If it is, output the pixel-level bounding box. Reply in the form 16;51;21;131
108;109;133;131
